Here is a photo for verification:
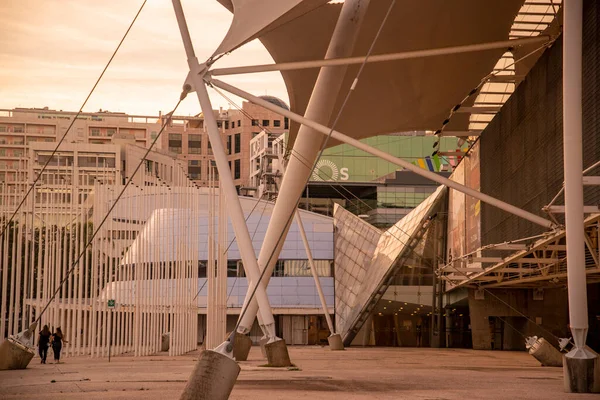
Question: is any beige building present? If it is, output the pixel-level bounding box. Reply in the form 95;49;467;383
0;97;288;196
160;96;288;191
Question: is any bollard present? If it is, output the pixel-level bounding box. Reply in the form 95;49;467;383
0;338;35;370
327;333;344;350
265;338;292;367
161;333;170;352
232;332;252;361
180;345;240;400
563;346;600;393
0;323;37;371
529;337;563;367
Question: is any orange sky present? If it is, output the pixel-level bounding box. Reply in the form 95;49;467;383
0;0;288;116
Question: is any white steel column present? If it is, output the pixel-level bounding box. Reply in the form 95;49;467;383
209;36;552;77
562;0;589;355
562;1;599;392
236;0;371;334
295;211;334;334
171;0;276;339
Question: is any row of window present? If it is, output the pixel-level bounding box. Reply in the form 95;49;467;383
223;120;242;130
251;119;282;128
0;124;56;134
198;259;333;278
169;133;244;156
187;158;241;180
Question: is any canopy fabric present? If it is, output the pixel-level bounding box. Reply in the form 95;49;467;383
215;0;524;147
213;0;329;57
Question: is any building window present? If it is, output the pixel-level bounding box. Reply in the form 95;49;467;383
274;120;281;127
13;126;24;133
284;117;289;130
90;128;100;136
0;125;6;132
188;160;201;180
227;135;232;155
262;120;269;127
237;120;241;127
225;121;230;129
234;159;240;179
234;133;241;154
107;128;116;136
188;134;202;154
217;121;223;128
168;133;182;154
252;119;258;126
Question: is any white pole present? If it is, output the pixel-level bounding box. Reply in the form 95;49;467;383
207;166;216;349
562;0;588;353
294;210;334;334
235;0;371;335
171;0;277;339
218;182;227;346
0;183;8;340
210;35;552;77
208;77;556;231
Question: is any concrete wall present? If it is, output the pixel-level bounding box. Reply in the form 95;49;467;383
479;0;600;245
467;288;569;350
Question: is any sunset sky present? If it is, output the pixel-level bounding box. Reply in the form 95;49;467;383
0;0;288;116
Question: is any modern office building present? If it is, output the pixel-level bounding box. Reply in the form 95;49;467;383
250;129;465;226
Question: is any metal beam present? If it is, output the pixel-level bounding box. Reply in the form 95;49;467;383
209;36;552;76
582;176;600;185
448;267;485;273
469;257;504;263
493;244;529;251
514;258;560;264
455;106;502;113
487;75;525;82
436;130;482;137
547;205;600;213
208;78;556;229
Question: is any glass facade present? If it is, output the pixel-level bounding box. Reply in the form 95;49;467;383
314;134;462;183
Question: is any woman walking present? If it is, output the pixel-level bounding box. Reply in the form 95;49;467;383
38;325;51;364
51;327;68;364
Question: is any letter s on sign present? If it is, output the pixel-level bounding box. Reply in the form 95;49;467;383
340;168;349;181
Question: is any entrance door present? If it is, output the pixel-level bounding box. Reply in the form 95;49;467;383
488;316;504;350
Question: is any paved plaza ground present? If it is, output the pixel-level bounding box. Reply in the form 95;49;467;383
0;346;595;399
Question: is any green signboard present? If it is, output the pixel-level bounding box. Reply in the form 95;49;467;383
107;299;115;308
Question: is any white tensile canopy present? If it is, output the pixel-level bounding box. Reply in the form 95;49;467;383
214;0;524;147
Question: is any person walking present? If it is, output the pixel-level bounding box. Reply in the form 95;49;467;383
51;327;68;364
38;325;51;364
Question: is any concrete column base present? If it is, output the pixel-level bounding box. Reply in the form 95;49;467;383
327;334;344;350
563;347;600;393
161;333;170;352
0;338;35;370
529;337;563;367
180;349;240;400
265;339;292;367
232;332;252;362
259;337;269;358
